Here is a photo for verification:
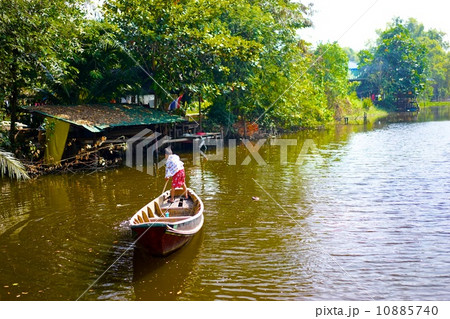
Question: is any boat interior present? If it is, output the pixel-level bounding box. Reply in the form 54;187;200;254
132;188;201;225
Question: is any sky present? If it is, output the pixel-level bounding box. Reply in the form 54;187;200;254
298;0;450;51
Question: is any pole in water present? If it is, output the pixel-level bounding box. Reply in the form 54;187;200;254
162;179;169;194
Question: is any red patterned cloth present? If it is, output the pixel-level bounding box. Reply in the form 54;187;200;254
172;169;185;188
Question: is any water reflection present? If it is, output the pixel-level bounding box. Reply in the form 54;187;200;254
132;230;204;301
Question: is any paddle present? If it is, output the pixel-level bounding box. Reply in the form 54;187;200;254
162;178;169;194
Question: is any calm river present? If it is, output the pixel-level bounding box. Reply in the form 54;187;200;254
1;106;449;300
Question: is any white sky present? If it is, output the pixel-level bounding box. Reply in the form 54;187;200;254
299;0;450;51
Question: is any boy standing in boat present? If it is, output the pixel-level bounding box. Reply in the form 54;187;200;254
164;147;188;203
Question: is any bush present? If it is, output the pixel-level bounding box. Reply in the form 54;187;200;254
207;97;235;128
362;97;374;110
0;128;11;150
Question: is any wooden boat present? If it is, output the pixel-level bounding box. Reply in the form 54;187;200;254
130;188;204;256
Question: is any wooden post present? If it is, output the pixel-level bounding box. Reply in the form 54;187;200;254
199;95;202;133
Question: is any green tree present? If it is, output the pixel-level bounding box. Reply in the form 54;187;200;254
247;47;330;129
103;0;318;128
404;18;449;101
357;19;428;108
103;0;263;103
49;20;141;104
356;49;379;97
207;0;316;128
312;43;350;112
0;0;84;146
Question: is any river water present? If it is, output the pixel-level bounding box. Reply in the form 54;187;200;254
1;106;449;300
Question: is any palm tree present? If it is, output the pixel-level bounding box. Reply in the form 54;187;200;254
0;149;30;180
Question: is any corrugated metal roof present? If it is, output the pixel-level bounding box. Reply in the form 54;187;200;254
24;104;184;133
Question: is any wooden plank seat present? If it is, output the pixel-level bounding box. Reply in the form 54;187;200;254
161;197;194;216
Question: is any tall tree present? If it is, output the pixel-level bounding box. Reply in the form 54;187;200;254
233;0;319;127
103;0;263;102
103;0;317;127
48;20;141;104
312;43;350;111
357;19;428;108
404;18;449;101
0;0;84;146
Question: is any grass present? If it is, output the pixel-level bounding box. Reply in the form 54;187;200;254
337;95;389;125
341;106;388;125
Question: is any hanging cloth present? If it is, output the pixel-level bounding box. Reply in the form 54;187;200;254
44;117;70;164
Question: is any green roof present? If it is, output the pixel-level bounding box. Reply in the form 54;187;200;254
24;104;184;133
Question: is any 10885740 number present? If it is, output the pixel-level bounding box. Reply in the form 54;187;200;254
376;306;438;316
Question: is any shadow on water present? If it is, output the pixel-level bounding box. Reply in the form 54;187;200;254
377;105;450;124
132;230;204;301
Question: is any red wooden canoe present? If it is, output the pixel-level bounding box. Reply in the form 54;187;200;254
130;188;204;256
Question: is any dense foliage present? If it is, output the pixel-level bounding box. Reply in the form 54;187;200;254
357;18;450;107
102;0;329;129
357;19;428;108
404;18;450;101
312;43;350;118
0;0;84;144
1;1;449;145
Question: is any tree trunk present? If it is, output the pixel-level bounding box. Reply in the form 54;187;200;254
8;87;18;147
9;60;19;147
